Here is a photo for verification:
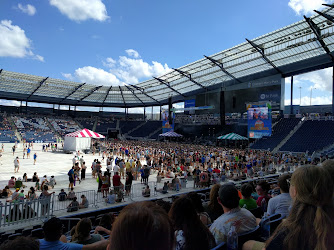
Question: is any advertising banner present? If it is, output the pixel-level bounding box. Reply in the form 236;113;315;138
162;109;174;133
247;103;272;139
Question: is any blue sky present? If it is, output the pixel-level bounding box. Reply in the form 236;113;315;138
1;0;334;112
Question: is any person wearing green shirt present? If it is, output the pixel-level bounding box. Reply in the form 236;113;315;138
239;183;257;210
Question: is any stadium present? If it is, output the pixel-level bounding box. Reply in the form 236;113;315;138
1;2;334;250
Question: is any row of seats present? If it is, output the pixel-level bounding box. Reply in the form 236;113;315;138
280;120;334;153
128;121;161;138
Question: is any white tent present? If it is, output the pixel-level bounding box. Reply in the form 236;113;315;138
63;128;105;152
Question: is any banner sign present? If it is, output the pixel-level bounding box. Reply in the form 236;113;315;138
247;102;272;139
162;109;174;133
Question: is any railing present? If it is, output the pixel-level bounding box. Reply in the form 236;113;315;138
0;197;52;228
52;190;97;212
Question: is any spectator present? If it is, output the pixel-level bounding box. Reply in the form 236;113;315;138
244;165;334;250
256;180;271;212
95;213;115;235
125;171;133;196
72;218;103;245
67;197;79;212
239;183;258;210
26;186;37;200
112;172;121;192
1;185;12;198
68;166;75;190
266;173;292;218
58;189;67;201
22;173;28;182
205;184;224;222
15;177;25;189
67;188;76;200
142;185;151;197
187;192;212;226
199;170;209;187
0;236;39;250
209;184;257;244
49;175;56;188
32;172;38;182
109;201;174;250
79;195;89;209
39;217;108;250
169;196;216;250
8;176;16;188
106;190;116;204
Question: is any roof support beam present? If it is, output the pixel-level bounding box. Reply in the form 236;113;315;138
323;4;334;8
314;9;334;23
173;68;207;90
78;85;103;102
153;77;185;97
125;85;145;105
304;15;334;61
204;55;242;83
102;86;113;106
26;77;49;100
246;38;283;74
127;84;161;104
119;86;126;107
60;83;86;103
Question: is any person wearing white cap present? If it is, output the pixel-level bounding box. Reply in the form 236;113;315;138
14;156;20;173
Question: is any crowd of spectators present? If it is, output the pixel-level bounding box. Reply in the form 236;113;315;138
48;117;81;137
11;115;56;143
175;114;221;125
1;162;333;250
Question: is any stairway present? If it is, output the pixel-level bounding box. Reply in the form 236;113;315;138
92;117;98;131
125;121;147;136
74;118;84;129
44;117;62;139
272;118;304;153
6;115;22;142
147;126;162;139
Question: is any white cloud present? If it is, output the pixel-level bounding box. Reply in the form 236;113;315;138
0;99;21;107
34;55;44;62
293;68;332;92
62;73;74;80
288;0;332;15
125;49;140;58
102;57;116;68
127;107;144;114
65;50;170;87
74;66;123;86
17;3;36;16
285;95;332;106
0;20;42;60
108;54;171;84
49;0;109;22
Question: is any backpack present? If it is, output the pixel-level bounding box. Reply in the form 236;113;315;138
68;170;72;176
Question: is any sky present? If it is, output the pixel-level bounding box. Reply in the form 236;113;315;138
1;0;334;113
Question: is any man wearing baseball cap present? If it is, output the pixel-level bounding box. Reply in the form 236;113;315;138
209;184;257;244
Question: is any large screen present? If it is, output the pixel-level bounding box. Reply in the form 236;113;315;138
247;104;272;139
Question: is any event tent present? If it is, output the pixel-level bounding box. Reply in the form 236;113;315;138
217;133;248;140
159;131;183;137
63;128;105;151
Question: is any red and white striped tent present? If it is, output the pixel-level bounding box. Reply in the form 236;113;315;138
65;128;105;138
64;128;105;151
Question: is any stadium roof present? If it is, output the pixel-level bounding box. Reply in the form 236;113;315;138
2;5;334;108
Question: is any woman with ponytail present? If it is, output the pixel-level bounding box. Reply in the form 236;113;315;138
243;165;334;250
